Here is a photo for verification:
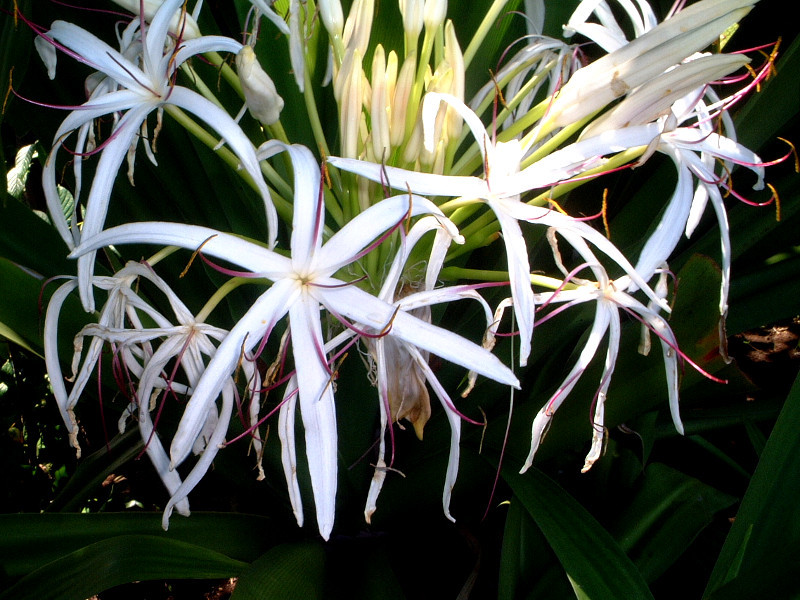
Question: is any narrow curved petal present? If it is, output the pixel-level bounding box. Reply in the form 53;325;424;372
43;278;80;450
144;0;185;74
289;294;338;540
45;21;146;91
163;385;234;529
414;348;461;522
169;279;298;469
77;103;157;309
172;36;244;65
319;194;446;273
328;156;487;198
489;200;535;366
257;141;323;269
70;222;292;278
633;147;694;284
320;285;519;388
520;302;611;473
364;337;390;524
167;87;277;247
278;382;304;527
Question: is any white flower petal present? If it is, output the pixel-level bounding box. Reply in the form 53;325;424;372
289;294;338;540
320;285;519;388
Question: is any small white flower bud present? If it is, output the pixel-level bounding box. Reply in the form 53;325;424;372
319;0;345;38
399;0;425;41
236;46;285;126
423;0;447;30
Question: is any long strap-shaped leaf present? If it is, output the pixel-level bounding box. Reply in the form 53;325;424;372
0;534;247;600
503;467;654;600
703;371;800;599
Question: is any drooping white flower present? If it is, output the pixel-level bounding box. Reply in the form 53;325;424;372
39;0;275;311
517;231;681;474
44;261;262;521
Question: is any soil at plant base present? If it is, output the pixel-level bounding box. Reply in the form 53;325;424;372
728;316;800;396
93;577;236;600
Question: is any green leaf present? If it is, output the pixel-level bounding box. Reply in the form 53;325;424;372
704;371;800;597
499;497;574;600
0;534;247;600
5;145;37;200
611;463;737;583
46;428;145;512
504;467;654;600
231;542;325;600
733;33;800;153
0;512;275;579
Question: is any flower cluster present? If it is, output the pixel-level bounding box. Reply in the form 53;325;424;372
32;0;774;539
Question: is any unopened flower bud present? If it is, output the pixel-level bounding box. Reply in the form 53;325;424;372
370;45;392;160
319;0;345;39
343;0;375;55
399;0;425;42
423;0;447;30
236;46;284;126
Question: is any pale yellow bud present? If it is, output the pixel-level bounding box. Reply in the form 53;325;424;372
443;20;464;139
370;45;392;161
391;52;417;148
339;48;364;158
236;46;284;126
343;0;375;55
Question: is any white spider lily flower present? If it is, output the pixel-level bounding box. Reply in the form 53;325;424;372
630;117;765;348
39;0;276;311
363;215;500;524
519;232;681;474
236;45;285;125
70;141;518;540
43;261;257;520
545;0;758;129
331;94;670;366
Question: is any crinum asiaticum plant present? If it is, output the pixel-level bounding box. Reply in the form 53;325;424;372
28;0;778;540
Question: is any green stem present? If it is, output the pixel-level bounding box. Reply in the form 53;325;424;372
163;104;293;224
196;277;266;323
462;0;511;70
440;266;570;291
